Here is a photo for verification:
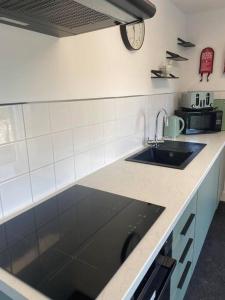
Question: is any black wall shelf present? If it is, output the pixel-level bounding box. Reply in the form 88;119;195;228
166;51;188;61
151;70;179;79
178;38;195;48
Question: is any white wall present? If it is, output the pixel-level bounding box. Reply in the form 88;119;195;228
0;0;187;103
0;0;186;220
184;8;225;93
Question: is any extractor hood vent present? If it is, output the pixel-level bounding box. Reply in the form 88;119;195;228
0;0;156;37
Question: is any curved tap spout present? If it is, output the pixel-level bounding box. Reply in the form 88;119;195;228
148;108;168;147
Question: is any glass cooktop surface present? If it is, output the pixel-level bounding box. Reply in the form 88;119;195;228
0;185;165;300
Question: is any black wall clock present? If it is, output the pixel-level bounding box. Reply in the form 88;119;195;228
120;21;145;51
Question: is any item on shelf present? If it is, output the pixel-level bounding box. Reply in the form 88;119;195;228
199;47;214;82
177;38;195;48
159;62;172;76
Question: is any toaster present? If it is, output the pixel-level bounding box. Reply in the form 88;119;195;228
180;91;214;110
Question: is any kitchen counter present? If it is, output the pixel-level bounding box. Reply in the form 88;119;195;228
1;133;225;300
79;133;225;300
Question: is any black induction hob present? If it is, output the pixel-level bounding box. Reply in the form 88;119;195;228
0;185;165;300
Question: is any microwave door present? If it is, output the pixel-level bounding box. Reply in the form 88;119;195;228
190;114;211;130
187;112;214;134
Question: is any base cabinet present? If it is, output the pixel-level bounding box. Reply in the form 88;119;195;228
217;148;225;202
170;194;196;300
170;150;224;300
193;156;220;267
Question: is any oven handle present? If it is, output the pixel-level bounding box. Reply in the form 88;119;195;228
136;255;177;300
157;256;177;300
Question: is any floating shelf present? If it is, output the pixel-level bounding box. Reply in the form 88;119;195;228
151;70;179;79
177;38;195;48
166;51;188;61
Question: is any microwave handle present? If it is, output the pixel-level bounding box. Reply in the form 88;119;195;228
136;255;176;300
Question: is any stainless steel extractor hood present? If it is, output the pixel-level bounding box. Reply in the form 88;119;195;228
0;0;156;37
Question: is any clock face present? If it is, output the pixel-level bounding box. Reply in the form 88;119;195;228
120;21;145;51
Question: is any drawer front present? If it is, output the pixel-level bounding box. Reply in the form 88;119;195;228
173;194;197;244
171;242;194;300
170;194;197;300
172;218;195;262
0;292;12;300
172;260;194;300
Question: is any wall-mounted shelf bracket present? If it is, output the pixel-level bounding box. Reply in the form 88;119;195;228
166;51;188;61
151;70;179;79
178;38;195;48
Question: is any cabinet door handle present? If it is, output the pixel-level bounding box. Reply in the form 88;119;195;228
179;238;193;264
180;214;195;236
177;261;192;290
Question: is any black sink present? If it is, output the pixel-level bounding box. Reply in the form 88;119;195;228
126;140;206;169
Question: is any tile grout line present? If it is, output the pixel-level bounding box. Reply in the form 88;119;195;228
21;103;34;205
48;103;58;191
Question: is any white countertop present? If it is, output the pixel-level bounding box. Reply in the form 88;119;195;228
78;133;225;300
1;132;225;300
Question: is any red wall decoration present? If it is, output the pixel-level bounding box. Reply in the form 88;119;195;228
199;47;214;82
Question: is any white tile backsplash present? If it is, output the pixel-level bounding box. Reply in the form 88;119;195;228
104;121;117;143
0;94;178;220
90;146;105;172
89;100;104;125
52;130;74;162
0;141;29;183
50;102;72;132
75;151;92;180
71;101;91;127
0;174;32;217
27;135;54;171
103;99;116;122
0;105;25;145
91;124;104;146
104;141;117;164
30;165;55;202
23;103;50;138
55;157;75;189
73;126;91;153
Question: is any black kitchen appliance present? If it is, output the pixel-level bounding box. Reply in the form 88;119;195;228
0;185;165;300
132;234;176;300
175;109;223;135
0;0;156;37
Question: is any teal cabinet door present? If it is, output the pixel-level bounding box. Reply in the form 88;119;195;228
193;156;220;267
218;149;225;202
0;291;12;300
170;151;224;300
214;100;225;131
170;193;197;300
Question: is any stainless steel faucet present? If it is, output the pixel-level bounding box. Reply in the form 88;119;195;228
147;108;169;147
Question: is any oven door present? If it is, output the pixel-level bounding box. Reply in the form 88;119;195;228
186;111;219;134
132;255;176;300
